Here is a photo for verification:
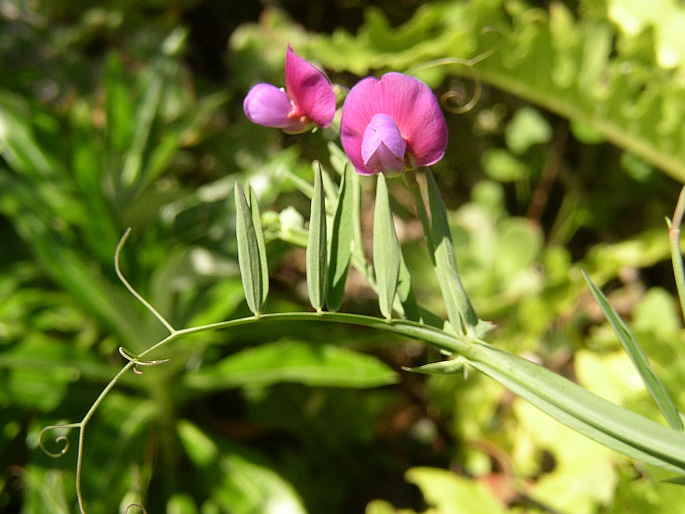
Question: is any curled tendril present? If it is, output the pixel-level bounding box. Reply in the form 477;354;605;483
119;346;170;375
39;423;81;458
125;503;149;514
407;26;503;114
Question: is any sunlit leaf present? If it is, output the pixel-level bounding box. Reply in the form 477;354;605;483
405;467;507;514
583;270;683;431
505;106;553;154
465;338;685;473
513;399;617;512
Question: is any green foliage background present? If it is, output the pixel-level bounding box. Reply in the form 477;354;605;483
3;0;685;512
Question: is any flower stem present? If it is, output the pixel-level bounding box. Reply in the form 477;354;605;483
667;186;685;322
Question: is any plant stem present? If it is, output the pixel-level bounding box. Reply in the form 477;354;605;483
668;186;685;323
404;168;436;260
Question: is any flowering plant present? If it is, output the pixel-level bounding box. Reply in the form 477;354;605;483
39;45;685;513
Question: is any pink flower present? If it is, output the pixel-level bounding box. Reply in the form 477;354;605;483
243;45;336;134
340;73;448;175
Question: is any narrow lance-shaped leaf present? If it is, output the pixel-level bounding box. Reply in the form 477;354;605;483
181;310;685;474
234;183;268;316
583;270;683;431
250;185;269;305
373;174;401;320
425;170;479;335
327;163;353;311
465;337;685;474
316;160;340;208
307;165;328;312
396;246;421;322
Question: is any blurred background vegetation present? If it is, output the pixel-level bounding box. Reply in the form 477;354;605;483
3;0;685;512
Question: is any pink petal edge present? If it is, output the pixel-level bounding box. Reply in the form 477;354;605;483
285;46;336;128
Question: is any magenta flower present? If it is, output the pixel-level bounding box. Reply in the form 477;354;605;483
340;72;448;176
243;45;336;134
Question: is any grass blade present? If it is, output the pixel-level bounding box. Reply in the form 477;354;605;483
583;270;683;431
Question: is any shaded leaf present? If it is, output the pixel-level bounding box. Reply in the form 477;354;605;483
177;420;307;514
307;164;328;311
327;163;353;311
183;340;398;388
234;183;269;315
426;170;479;335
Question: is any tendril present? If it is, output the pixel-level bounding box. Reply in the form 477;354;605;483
115;228;177;335
407;26;502;114
39;423;81;458
125;503;149;514
119;346;170;375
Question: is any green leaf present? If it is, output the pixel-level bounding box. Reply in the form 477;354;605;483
663;475;685;486
280;310;685;474
307;164;328;312
250;186;269;306
405;467;507;514
326;163;353;311
425;170;479;334
0;205;147;351
465;338;685;474
482;148;530;182
465;1;685;182
403;357;468;376
583;270;683;431
373;174;401;320
505;106;553;155
0;93;59;180
396;254;422;322
512;399;617;512
234;183;268;316
183;340;398;389
132;309;685;473
177;420;307;514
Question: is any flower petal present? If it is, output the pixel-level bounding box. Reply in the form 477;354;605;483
361;113;407;174
340;73;447;175
379;73;447;167
285;45;336;128
340;76;380;175
243;83;294;129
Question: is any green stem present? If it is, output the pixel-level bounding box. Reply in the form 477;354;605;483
56;307;685;512
668;186;685;323
78;361;136;513
124;312;685;473
404;168;436;261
